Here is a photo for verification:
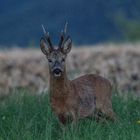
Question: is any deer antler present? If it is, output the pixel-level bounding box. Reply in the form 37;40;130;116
58;22;68;48
41;24;53;51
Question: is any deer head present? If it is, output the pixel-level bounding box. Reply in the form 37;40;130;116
40;23;72;77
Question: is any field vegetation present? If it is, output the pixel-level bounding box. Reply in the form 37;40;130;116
0;90;140;140
0;45;140;96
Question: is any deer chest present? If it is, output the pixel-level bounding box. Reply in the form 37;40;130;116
50;97;70;115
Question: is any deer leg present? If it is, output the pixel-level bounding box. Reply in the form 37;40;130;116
58;114;67;125
70;110;78;126
103;107;116;121
103;100;116;121
95;99;116;121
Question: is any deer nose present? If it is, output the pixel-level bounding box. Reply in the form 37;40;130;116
53;68;62;77
53;68;61;74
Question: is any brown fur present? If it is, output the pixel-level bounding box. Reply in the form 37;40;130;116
40;25;116;124
50;68;116;124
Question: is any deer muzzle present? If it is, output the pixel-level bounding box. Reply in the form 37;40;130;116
53;68;62;77
52;61;63;77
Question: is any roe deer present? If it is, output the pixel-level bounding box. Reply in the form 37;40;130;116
40;23;116;124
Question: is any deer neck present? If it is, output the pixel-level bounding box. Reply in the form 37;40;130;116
50;68;70;97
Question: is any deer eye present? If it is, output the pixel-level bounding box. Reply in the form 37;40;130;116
48;59;52;63
62;58;65;62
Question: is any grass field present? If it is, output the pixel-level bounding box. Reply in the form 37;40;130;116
0;90;140;140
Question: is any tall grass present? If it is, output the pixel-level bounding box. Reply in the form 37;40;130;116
0;90;140;140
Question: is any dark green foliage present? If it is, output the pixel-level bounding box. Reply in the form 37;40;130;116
118;18;140;42
0;90;140;140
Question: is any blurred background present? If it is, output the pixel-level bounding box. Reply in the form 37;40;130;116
0;0;140;96
0;0;140;47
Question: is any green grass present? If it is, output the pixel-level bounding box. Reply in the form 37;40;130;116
0;90;140;140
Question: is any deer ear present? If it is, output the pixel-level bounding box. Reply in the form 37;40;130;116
62;37;72;54
40;37;50;56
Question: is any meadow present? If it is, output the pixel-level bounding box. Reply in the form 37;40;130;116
0;90;140;140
